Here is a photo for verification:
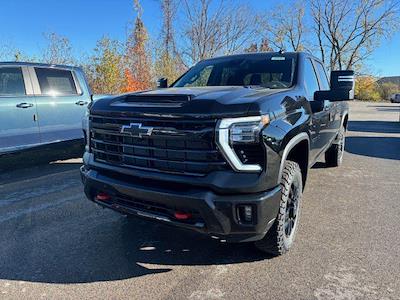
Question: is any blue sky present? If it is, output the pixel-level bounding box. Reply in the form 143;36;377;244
0;0;399;76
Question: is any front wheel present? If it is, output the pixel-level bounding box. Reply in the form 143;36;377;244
325;126;345;167
255;160;303;256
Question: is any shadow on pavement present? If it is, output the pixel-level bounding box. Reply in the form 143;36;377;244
0;215;270;284
0;140;84;173
366;104;400;112
345;136;400;160
0;159;82;185
348;120;400;134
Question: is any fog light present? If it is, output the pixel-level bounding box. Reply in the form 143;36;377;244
237;205;254;223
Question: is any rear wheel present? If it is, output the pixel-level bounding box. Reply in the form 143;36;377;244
325;126;345;167
255;160;303;256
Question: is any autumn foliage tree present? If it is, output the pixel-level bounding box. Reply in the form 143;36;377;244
123;0;152;92
355;76;381;101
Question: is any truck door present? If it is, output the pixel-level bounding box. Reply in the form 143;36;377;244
313;60;339;145
29;67;88;144
0;66;41;153
303;58;330;160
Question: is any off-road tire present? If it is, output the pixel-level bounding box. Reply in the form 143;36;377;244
325;126;345;167
255;160;303;256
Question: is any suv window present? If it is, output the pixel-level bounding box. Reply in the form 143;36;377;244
0;67;26;96
314;61;330;90
35;68;78;95
303;59;320;97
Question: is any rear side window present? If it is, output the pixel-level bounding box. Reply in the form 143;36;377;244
0;67;26;96
35;68;78;95
314;61;330;90
303;59;320;96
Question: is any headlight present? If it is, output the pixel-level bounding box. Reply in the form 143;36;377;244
216;115;269;172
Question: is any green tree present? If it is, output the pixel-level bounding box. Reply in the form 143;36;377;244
86;37;126;94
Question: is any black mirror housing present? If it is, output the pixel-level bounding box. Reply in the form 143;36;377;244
157;78;168;88
314;70;355;102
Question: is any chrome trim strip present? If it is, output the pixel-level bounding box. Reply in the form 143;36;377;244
21;66;34;95
27;66;41;94
216;116;262;172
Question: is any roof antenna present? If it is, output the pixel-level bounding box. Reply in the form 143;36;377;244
278;48;285;54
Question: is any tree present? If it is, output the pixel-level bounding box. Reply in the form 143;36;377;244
244;39;273;53
124;0;152;92
42;32;75;65
181;0;255;65
154;0;184;83
355;76;381;101
310;0;399;71
378;82;399;100
259;1;308;51
86;37;126;94
0;44;12;60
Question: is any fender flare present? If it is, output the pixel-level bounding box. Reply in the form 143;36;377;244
277;132;310;184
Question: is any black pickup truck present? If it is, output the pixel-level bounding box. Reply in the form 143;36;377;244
80;52;354;255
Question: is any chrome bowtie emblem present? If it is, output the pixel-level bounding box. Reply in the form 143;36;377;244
120;123;153;138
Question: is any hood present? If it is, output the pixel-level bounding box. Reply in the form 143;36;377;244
90;86;287;119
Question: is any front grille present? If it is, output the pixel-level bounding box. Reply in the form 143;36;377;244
89;115;229;176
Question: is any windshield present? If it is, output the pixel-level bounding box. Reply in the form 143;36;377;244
173;54;296;89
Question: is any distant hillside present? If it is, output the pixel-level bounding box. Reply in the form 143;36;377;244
377;76;400;86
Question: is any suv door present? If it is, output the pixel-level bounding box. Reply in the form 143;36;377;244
0;66;41;153
303;58;331;160
29;67;88;144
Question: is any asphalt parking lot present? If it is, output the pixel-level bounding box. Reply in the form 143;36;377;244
0;101;399;300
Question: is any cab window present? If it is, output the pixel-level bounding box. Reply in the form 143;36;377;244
314;61;330;90
303;59;320;97
0;67;26;96
35;68;78;95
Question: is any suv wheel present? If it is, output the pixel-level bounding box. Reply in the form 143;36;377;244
255;160;303;256
325;126;345;167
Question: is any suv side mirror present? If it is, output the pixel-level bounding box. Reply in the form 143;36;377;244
314;70;355;102
157;78;168;88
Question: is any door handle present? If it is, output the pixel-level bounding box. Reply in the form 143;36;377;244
75;100;88;106
16;103;34;108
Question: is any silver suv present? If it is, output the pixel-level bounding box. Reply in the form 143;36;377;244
0;62;92;154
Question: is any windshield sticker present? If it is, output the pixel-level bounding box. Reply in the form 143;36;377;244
271;57;286;60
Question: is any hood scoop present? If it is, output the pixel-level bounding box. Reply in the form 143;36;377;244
121;94;193;107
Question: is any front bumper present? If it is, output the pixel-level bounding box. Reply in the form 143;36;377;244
80;166;281;242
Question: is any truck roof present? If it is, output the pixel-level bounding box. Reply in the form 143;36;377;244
200;51;321;64
0;61;81;71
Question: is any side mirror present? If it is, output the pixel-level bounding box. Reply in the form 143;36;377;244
157;78;168;88
314;70;355;102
